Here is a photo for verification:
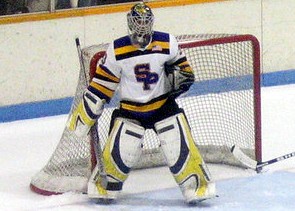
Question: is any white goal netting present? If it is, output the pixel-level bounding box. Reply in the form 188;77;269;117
30;34;261;195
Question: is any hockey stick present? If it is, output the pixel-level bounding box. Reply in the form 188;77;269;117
75;38;107;184
231;144;295;172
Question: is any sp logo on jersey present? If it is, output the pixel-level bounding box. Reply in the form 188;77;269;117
134;63;159;90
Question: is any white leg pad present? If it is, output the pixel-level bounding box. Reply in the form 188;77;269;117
154;115;181;166
87;118;145;200
115;118;145;168
155;113;216;203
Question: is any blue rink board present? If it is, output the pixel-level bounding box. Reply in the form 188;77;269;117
1;69;295;123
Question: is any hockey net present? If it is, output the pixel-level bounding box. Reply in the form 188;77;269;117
30;34;261;195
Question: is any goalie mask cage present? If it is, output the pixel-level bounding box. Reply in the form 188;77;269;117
30;34;261;195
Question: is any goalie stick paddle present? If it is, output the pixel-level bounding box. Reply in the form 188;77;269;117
231;144;295;172
75;37;107;184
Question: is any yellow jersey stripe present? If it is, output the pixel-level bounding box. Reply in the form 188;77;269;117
90;82;114;98
114;40;170;56
114;45;138;56
147;41;170;50
121;98;167;112
97;66;120;83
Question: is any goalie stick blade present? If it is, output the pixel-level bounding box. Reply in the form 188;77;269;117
231;145;257;170
232;145;295;172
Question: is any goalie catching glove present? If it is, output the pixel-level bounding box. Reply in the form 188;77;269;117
165;63;195;98
67;89;105;137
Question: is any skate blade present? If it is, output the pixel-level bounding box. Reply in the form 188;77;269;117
90;197;115;204
187;194;218;205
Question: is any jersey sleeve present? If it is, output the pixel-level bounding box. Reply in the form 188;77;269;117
167;34;193;74
88;42;121;103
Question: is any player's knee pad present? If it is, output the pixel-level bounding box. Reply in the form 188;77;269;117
155;113;215;202
102;118;145;191
155;113;197;171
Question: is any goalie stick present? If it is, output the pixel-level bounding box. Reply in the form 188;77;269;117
75;38;107;184
231;144;295;172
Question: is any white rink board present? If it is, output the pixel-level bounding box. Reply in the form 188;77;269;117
1;0;295;106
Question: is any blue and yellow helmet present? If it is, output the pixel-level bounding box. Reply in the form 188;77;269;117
127;2;154;49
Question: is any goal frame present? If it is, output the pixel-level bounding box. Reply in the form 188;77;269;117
179;35;261;162
30;34;262;196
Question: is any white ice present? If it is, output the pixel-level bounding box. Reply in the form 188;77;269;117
1;84;295;211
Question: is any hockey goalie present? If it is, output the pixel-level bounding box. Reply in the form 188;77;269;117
67;2;216;204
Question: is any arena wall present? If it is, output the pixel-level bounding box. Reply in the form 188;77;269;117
1;0;295;122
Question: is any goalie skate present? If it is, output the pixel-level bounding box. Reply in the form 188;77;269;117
88;179;117;204
186;182;217;205
87;166;117;203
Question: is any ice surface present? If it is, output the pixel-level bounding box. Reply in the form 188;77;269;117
1;85;295;210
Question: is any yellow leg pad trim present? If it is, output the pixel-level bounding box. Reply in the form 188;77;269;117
68;101;95;131
95;177;108;196
102;121;128;182
174;114;210;197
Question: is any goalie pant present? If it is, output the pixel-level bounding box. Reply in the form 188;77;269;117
88;113;216;204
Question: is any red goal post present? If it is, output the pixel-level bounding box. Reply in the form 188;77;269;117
30;34;261;195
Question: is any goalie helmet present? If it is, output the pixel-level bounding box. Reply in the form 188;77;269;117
127;2;154;49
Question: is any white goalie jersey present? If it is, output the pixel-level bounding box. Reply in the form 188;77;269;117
88;31;193;116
